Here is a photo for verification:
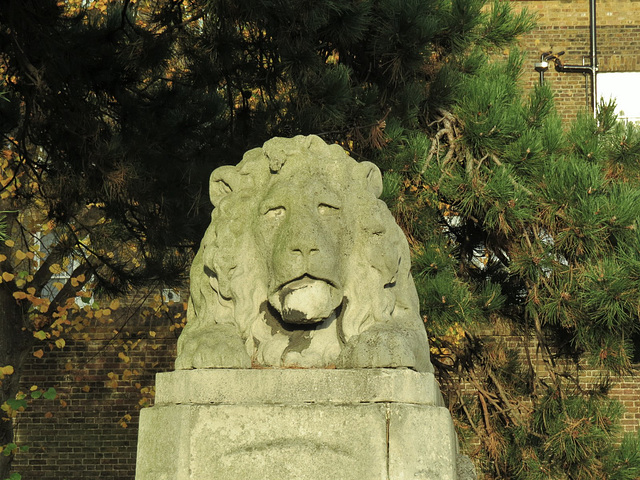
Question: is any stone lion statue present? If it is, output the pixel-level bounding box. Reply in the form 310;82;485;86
175;135;432;372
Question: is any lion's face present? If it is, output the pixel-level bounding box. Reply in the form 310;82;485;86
255;174;352;324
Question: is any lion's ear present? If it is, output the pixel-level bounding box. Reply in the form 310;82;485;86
353;162;383;198
209;166;242;207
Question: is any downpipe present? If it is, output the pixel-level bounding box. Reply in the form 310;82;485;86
535;0;598;117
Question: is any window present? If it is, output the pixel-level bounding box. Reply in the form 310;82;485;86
598;72;640;123
35;232;93;306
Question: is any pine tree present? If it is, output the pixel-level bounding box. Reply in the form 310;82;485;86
382;54;640;478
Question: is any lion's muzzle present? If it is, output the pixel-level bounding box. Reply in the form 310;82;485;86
272;275;343;324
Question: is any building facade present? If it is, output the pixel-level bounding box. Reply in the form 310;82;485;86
514;0;640;121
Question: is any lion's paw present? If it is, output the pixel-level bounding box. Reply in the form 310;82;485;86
336;327;427;371
175;324;251;369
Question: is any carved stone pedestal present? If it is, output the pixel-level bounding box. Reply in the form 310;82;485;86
135;369;466;480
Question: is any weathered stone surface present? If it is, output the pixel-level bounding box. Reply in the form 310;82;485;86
135;405;191;480
388;404;458;480
175;135;432;372
154;368;444;406
135;369;462;480
457;454;478;480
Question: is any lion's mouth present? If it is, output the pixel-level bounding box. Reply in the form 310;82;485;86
272;275;342;324
276;274;338;292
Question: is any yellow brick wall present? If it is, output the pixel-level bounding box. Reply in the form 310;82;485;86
512;0;640;120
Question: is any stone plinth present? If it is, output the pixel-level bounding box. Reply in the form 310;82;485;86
135;369;461;480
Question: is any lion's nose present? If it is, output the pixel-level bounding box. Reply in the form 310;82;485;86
283;209;323;259
290;238;320;258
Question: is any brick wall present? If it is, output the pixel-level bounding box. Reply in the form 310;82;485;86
460;326;640;433
9;313;640;479
512;0;640;121
10;312;178;479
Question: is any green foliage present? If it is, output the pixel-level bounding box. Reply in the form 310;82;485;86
0;445;16;457
0;213;7;242
2;400;25;413
378;20;640;474
42;387;57;401
480;0;536;48
505;389;626;480
605;431;640;480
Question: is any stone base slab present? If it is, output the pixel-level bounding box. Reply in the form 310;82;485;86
135;369;460;480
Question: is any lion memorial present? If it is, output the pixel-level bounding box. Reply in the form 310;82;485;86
135;135;474;480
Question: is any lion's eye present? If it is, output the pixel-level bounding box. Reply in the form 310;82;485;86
265;206;286;219
318;203;340;215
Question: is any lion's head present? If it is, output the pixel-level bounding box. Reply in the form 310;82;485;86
176;135;432;372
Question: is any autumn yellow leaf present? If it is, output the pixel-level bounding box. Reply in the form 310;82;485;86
0;366;14;376
5;239;15;247
52;281;64;291
49;263;63;274
2;272;14;282
33;349;44;359
30;385;38;391
26;287;36;295
33;330;47;340
149;331;156;337
118;352;130;363
55;338;66;349
82;385;91;393
0;254;6;262
109;299;120;310
44;412;53;418
15;250;27;260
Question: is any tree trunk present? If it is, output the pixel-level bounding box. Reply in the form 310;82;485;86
0;284;33;479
